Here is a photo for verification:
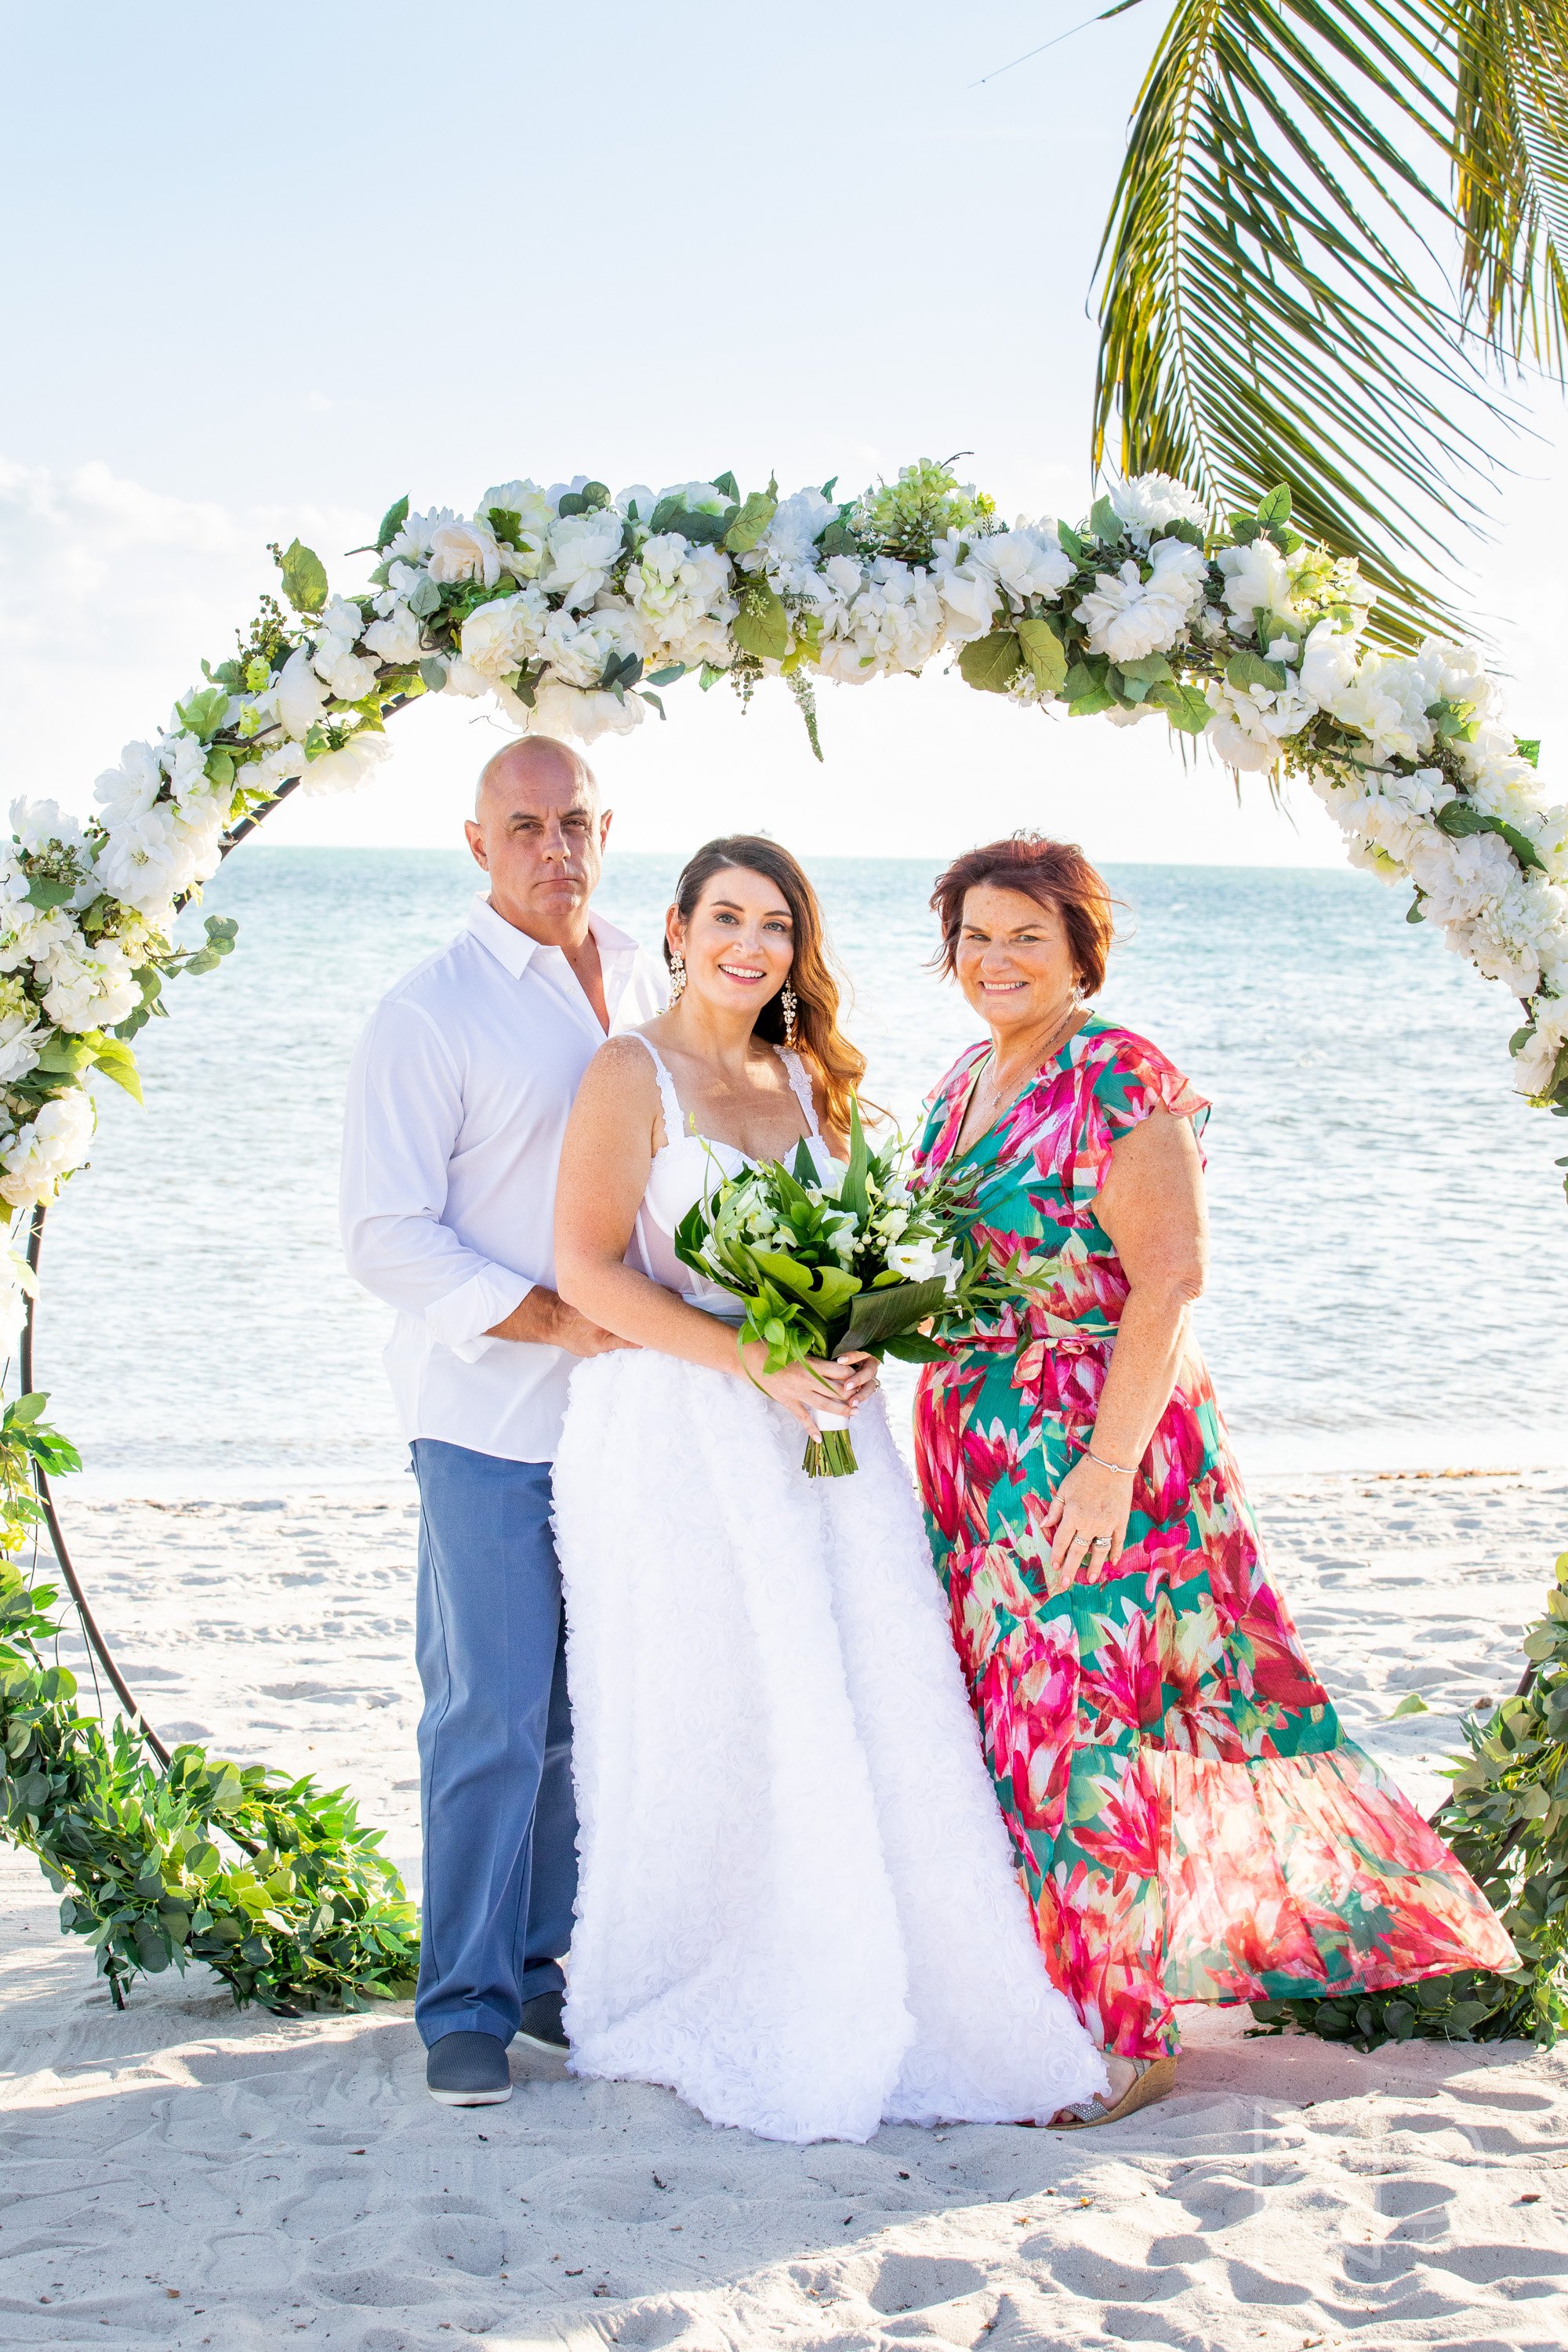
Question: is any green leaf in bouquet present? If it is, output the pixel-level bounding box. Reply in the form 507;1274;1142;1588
833;1275;951;1359
753;1254;860;1321
790;1137;816;1186
839;1099;872;1221
881;1330;951;1364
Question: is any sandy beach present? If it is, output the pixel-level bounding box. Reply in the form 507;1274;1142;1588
3;1466;1566;2350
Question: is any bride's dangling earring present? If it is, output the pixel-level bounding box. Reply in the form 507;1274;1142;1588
781;980;798;1047
668;949;687;1007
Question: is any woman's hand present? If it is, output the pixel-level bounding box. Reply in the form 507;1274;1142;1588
742;1346;879;1435
1041;1450;1136;1577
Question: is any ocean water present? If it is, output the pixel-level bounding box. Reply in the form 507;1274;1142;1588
27;847;1568;1488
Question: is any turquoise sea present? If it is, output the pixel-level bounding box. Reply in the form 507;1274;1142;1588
31;847;1568;1486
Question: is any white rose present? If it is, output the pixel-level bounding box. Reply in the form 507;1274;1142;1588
9;798;89;863
384;507;452;565
0;1088;96;1208
276;646;328;741
92;801;194;922
296;731;393;797
95;742;164;830
1512;1000;1568;1097
477;481;555;571
1298;619;1361;710
1218;539;1291;632
427;517;503;588
361;602;424;665
1075;540;1205;664
982;525;1076;606
538;608;640;691
0;1008;43;1084
459;590;549;681
539;510;627;609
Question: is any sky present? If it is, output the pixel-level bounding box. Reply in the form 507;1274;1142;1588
2;1;1564;866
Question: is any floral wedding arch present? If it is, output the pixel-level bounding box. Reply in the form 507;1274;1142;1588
0;459;1564;2033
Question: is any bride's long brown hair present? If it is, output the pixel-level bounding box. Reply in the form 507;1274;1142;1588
666;836;866;1134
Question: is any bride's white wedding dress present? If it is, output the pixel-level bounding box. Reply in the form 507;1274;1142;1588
550;1037;1106;2143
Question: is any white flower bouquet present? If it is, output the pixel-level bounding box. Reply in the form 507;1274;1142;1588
673;1105;1036;1476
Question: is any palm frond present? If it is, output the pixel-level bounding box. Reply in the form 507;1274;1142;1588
1094;0;1523;644
1455;1;1568;374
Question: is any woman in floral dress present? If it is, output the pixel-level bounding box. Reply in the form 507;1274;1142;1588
912;835;1517;2127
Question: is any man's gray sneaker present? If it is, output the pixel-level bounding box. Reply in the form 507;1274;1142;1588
426;2031;513;2105
516;1990;568;2053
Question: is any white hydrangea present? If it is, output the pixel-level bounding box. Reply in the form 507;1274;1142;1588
815;557;946;684
1319;765;1457;871
1204;674;1316;771
1461;873;1568;996
9;798;89;867
0;902;74;974
536;607;642;692
760;489;837;595
1075;539;1207;664
38;933;140;1033
310;597;379;704
528;677;646;745
296;730;394;797
1512;998;1568;1097
1318;650;1432;764
623;535;735;669
1108;473;1209;539
1406;827;1519;930
0;1087;96;1209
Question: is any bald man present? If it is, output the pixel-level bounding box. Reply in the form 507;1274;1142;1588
342;737;666;2104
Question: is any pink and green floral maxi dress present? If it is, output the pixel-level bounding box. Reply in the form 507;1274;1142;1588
913;1018;1517;2061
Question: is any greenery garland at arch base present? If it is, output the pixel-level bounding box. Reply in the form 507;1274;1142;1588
0;455;1564;2039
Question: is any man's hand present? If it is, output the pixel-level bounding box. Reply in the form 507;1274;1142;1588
485;1286;634;1357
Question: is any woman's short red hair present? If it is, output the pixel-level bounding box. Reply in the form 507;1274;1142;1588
930;834;1116;995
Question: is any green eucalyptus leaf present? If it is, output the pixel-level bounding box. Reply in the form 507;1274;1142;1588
24;877;75;910
732;580;789;662
722;489;778;554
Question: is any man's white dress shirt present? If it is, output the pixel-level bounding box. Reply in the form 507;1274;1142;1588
341;894;666;1463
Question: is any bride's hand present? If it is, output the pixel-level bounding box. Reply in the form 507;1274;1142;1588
742;1347;877;1435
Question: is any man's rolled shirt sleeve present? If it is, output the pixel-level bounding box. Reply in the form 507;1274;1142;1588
341;996;534;1358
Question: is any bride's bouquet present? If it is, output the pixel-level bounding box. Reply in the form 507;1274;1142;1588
673;1105;1036;1475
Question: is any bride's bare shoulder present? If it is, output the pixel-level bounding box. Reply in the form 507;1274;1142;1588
579;1030;660;1098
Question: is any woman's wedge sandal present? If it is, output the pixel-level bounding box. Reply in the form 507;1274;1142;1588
1052;2055;1176;2130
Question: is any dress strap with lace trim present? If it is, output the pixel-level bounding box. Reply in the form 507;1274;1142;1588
779;1046;824;1145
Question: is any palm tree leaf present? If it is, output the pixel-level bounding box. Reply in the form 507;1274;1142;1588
1454;1;1568;373
1094;0;1523;644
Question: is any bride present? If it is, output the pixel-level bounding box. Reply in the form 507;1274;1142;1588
550;833;1107;2143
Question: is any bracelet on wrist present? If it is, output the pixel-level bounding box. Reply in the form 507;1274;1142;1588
1086;1445;1136;1478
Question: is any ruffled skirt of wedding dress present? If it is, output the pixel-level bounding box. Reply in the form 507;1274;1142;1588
551;1349;1108;2144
